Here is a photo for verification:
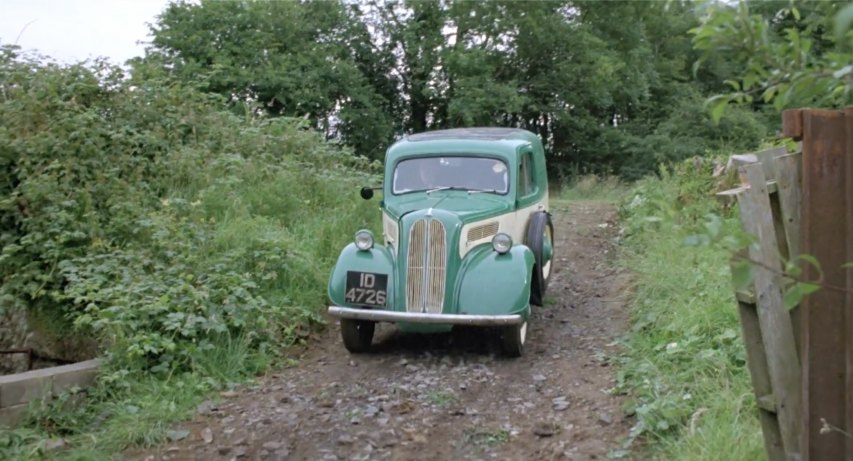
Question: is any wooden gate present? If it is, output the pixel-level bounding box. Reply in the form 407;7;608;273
720;144;803;460
722;108;853;461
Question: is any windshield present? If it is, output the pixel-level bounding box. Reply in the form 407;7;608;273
392;156;509;195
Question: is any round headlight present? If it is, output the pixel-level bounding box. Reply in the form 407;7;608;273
354;230;374;251
491;233;512;254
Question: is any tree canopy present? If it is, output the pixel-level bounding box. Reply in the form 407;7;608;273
139;0;772;178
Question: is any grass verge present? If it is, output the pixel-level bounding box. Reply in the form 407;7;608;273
1;334;276;460
614;162;764;460
556;174;630;203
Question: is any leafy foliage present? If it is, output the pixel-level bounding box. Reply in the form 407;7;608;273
140;0;770;177
693;1;853;117
0;46;380;378
142;0;396;160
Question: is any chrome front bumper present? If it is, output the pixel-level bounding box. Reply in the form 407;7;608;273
328;306;523;326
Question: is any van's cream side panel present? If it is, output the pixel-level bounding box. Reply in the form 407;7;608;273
511;195;548;244
457;192;549;258
382;212;398;249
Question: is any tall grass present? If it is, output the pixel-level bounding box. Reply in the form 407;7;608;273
557;174;630;202
616;162;764;460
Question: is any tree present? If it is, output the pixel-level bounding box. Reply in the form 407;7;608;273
692;0;853;119
141;0;770;177
142;0;395;159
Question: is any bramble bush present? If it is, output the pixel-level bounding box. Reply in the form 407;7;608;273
0;45;380;379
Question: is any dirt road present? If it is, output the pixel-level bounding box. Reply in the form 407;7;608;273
133;200;631;461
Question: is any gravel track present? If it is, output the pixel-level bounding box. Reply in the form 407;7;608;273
131;200;631;461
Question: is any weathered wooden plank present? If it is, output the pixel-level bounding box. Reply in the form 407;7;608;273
755;146;787;162
771;152;802;266
731;147;785;184
738;297;786;460
718;186;748;197
757;393;777;413
756;146;787;182
771;150;804;362
735;289;756;305
718;182;777;198
783;109;804;140
799;109;848;461
845;107;853;461
739;162;802;458
731;153;759;166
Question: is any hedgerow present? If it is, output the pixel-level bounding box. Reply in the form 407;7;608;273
0;45;380;379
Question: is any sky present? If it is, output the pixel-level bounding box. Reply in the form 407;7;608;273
0;0;173;64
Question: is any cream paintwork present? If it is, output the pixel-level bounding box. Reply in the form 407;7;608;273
382;212;398;252
457;192;549;258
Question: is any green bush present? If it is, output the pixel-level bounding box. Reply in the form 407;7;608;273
0;46;380;378
612;91;770;181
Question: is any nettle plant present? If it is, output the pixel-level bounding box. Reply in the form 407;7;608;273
63;202;282;374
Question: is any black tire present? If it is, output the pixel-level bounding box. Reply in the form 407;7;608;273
340;318;375;353
501;320;528;357
526;211;554;306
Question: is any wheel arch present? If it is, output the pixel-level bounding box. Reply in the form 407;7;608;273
328;243;396;307
454;244;534;317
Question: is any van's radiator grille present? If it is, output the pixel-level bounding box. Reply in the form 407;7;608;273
406;219;446;313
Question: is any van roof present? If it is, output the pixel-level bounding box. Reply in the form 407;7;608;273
405;128;536;143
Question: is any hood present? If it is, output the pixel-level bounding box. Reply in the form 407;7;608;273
385;191;512;222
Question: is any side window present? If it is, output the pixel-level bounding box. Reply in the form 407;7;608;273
520;152;536;197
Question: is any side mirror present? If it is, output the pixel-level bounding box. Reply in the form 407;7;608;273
360;187;375;200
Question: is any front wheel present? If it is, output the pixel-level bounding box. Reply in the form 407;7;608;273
526;211;554;306
501;320;528;357
340;318;375;353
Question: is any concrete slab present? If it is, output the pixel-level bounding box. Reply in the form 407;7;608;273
0;359;100;408
0;403;28;428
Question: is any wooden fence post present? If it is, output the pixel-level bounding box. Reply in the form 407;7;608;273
846;107;853;461
787;108;853;461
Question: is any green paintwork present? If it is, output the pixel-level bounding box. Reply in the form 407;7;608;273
328;243;396;306
384;193;512;224
455;245;534;317
329;128;549;332
382;128;548;221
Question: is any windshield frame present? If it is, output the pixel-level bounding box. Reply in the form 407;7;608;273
390;155;512;196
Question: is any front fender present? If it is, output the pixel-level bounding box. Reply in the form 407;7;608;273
454;244;534;317
328;243;396;307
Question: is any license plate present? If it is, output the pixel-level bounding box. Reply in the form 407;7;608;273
345;271;388;307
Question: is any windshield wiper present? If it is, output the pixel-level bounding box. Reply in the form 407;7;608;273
426;186;460;194
424;186;501;195
467;188;500;195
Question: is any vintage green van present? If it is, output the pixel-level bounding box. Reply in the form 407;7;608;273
327;128;553;356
